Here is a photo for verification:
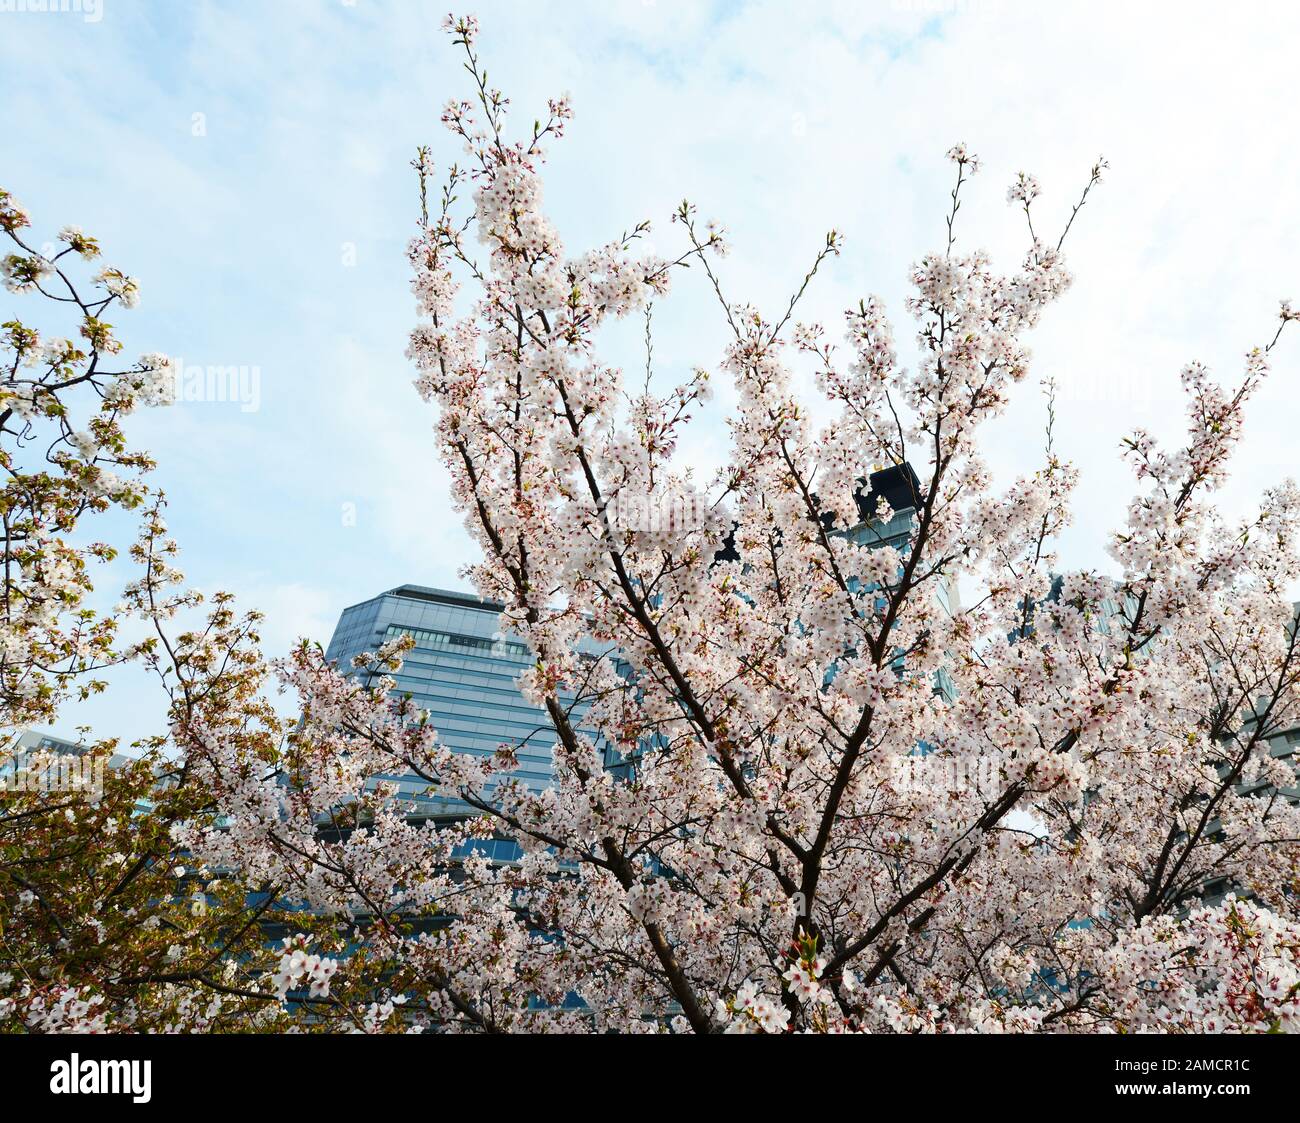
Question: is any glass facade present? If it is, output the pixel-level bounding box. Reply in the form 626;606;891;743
840;466;958;703
324;585;595;818
324;468;951;817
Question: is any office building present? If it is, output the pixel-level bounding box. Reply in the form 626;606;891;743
323;465;943;818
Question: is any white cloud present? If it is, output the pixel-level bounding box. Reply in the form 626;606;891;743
4;0;1299;742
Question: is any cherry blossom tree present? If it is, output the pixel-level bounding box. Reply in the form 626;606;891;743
0;189;170;729
0;194;320;1032
5;14;1300;1033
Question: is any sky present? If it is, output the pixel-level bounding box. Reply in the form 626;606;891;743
3;0;1300;747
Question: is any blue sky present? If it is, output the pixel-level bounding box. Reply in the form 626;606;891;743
4;0;1300;746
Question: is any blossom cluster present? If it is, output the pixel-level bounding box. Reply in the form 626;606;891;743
0;188;171;729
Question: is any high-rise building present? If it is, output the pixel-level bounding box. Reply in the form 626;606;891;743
324;584;592;825
323;465;944;819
